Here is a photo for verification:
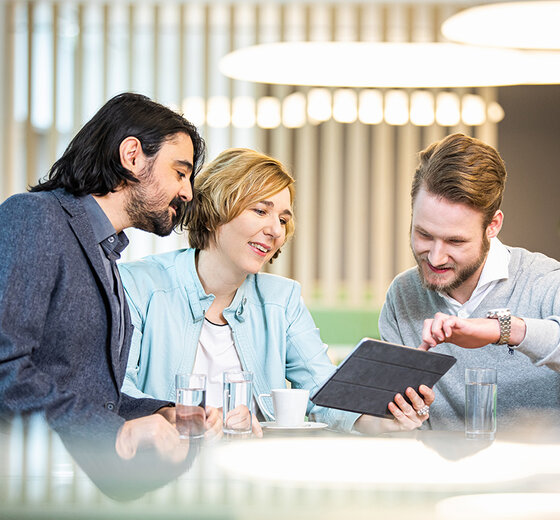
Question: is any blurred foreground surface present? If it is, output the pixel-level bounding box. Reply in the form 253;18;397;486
2;414;560;520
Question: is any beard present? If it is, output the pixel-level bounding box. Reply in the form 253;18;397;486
125;163;186;237
414;234;490;294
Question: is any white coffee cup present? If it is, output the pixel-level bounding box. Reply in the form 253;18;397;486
257;388;309;427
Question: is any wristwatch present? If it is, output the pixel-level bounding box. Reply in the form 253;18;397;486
486;308;512;345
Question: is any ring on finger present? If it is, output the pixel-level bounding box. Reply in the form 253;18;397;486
416;405;430;416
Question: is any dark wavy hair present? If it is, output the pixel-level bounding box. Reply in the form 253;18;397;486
30;92;206;203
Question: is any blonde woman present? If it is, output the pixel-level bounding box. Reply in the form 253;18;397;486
120;148;434;436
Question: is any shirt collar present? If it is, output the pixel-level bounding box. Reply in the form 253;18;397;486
80;194;129;260
476;237;510;288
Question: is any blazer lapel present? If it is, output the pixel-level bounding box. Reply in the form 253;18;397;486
52;190;124;377
119;298;134;375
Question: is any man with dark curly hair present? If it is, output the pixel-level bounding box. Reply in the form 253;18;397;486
0;92;207;469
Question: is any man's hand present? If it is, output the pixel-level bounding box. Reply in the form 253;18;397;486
155;405;176;424
115;415;188;463
418;312;526;351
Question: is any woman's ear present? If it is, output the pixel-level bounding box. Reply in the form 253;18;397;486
486;210;503;239
119;136;144;175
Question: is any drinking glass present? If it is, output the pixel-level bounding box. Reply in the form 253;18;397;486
465;368;497;440
223;371;253;437
176;373;206;439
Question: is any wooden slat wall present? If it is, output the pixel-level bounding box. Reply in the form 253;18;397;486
1;2;13;197
0;1;494;310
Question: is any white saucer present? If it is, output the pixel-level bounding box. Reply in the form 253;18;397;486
259;421;328;431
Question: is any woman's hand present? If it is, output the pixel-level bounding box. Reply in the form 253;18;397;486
223;405;263;438
386;384;435;431
354;385;435;435
204;406;223;441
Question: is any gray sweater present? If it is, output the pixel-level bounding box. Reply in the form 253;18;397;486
379;246;560;432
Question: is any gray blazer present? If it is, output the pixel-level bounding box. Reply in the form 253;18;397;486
0;189;169;442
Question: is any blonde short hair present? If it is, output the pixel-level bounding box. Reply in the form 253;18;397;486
187;148;295;261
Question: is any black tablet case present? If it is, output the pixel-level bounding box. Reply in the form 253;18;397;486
311;338;457;419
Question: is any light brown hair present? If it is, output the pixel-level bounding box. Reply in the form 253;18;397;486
187;148;295;261
411;133;507;227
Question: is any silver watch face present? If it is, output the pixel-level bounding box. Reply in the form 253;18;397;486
487;308;511;318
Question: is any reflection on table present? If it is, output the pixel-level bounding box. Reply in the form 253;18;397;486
2;415;560;519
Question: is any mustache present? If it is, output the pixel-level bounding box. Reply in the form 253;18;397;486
427;260;454;270
417;255;455;271
171;197;188;222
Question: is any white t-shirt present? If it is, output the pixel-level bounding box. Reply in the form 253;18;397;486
192;318;245;408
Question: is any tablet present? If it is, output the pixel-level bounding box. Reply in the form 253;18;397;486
310;338;457;419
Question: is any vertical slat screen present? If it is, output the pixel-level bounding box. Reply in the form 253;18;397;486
0;0;496;310
319;119;343;305
266;89;292;279
48;3;58;169
315;6;341;305
395;123;418;275
293;114;317;301
1;2;14;199
73;4;83;135
371;123;394;304
346;121;368;305
0;2;4;199
477;86;498;147
25;2;35;189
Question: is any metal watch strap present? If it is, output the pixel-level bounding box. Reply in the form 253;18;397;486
486;308;512;346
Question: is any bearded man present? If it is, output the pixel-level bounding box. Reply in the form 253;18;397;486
0;92;207;464
379;133;560;432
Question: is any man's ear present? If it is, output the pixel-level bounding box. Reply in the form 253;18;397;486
119;136;144;175
486;210;503;239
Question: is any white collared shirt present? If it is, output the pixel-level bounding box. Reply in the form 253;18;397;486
439;237;511;318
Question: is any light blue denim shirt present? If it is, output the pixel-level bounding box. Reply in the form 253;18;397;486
119;248;359;432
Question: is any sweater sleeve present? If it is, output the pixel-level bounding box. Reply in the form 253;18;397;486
516;317;560;371
514;266;560;371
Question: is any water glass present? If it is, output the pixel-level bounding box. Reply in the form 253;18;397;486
176;373;206;439
223;371;253;437
465;368;497;440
